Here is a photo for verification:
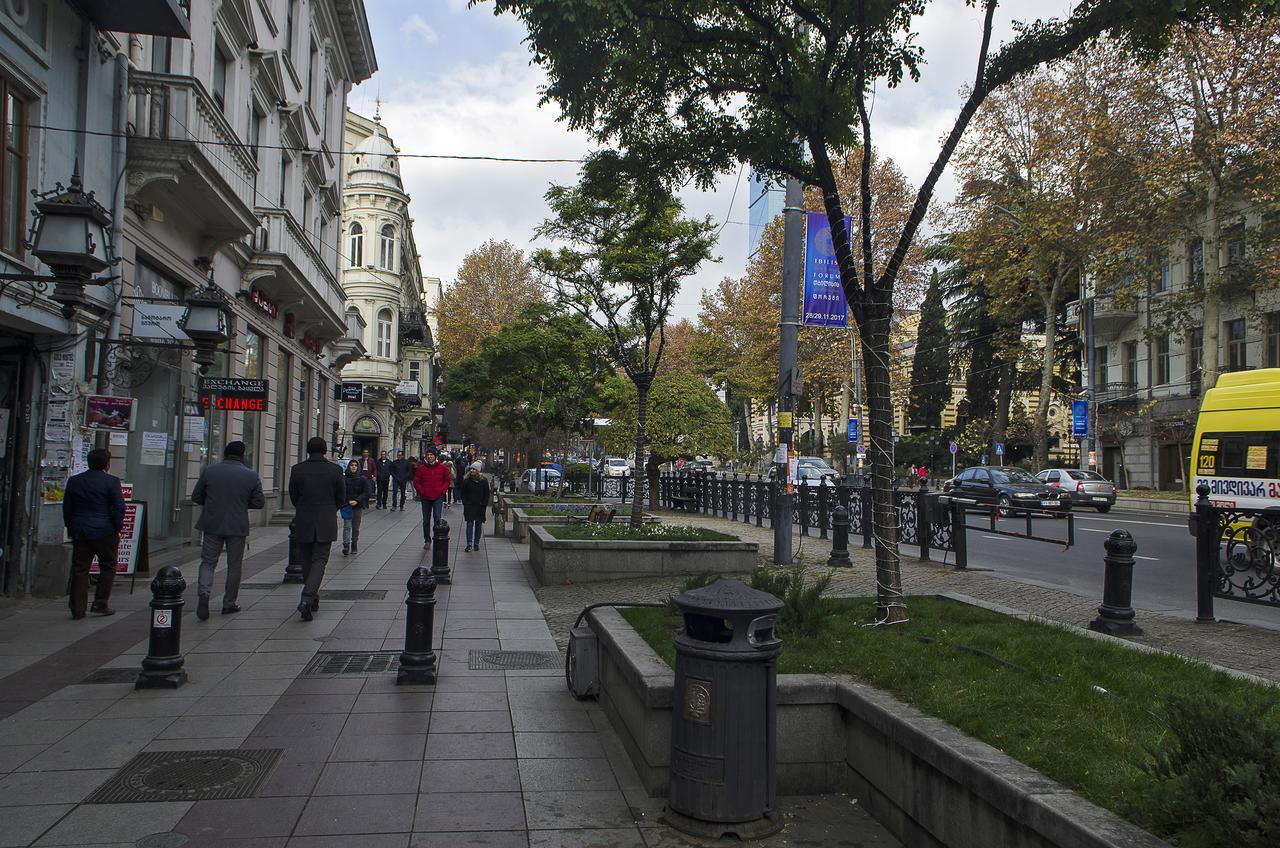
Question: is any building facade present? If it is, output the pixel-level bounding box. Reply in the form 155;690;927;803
336;109;440;459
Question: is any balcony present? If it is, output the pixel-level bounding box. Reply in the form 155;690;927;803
127;72;258;241
1095;381;1139;404
1091;294;1138;336
72;0;190;36
399;310;428;346
244;209;346;341
331;310;366;370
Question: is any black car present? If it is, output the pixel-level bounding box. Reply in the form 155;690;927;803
944;466;1068;514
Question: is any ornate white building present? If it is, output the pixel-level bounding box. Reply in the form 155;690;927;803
337;109;439;457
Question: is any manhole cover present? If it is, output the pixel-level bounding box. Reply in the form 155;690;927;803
317;590;388;601
86;749;282;803
302;651;401;676
136;834;188;848
468;650;562;671
82;668;138;684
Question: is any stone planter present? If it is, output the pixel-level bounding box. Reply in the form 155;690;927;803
495;497;598;538
585;607;1170;848
528;525;758;585
509;507;660;544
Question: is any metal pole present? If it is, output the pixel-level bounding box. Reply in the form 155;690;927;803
1081;299;1095;471
774;176;803;565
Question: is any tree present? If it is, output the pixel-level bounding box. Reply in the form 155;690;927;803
440;303;609;489
907;269;949;430
437;240;544;367
599;372;735;506
656;319;698;378
533;153;717;527
489;0;1280;623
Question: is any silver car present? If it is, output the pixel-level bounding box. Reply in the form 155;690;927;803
1035;468;1117;512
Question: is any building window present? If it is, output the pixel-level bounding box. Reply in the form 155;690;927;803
376;308;393;358
242;330;262;467
278;155;290;207
284;0;296;60
212;43;229;112
1226;318;1247;372
1189;328;1203;395
151;35;174;73
247;106;262;162
408;360;421;385
1267;312;1280;369
1094;346;1108;391
1155;335;1170;386
306;37;318;108
348;222;363;266
1;81;29;257
379;224;396;271
1157;260;1170;293
1123;341;1137;388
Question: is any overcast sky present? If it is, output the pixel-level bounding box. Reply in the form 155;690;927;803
351;0;1075;321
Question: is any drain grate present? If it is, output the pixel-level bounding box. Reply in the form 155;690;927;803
316;589;388;601
302;651;401;676
468;650;562;671
86;749;282;803
82;668;139;685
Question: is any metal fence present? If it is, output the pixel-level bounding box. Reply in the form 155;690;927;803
1192;486;1280;621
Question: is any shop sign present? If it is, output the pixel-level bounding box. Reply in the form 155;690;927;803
396;380;420;396
353;416;381;435
248;287;279;319
84;395;136;432
131;303;190;341
198;377;269;413
90;499;145;576
283;313;296;339
301;334;324;355
340;383;364;403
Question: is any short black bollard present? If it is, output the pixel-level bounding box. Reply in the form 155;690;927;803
397;566;438;685
136;566;189;689
283;522;304;583
1089;529;1142;637
828;504;851;567
431;519;452;584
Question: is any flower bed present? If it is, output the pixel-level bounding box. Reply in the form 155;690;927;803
527;524;756;585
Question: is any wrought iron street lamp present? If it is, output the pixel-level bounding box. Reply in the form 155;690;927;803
178;263;232;374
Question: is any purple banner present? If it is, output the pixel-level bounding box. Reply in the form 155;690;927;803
803;211;850;327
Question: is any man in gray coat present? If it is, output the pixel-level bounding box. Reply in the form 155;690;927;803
191;441;265;620
288;437;345;620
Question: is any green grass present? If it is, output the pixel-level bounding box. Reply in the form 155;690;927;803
1118;489;1189;502
546;523;737;542
621;596;1280;840
522;504;635;516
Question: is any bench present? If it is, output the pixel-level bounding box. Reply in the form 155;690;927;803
567;506;617;525
671;491;698;512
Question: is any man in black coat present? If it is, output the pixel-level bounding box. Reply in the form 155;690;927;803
190;441;266;620
375;449;393;509
389;450;413;511
62;448;126;618
287;437;345;620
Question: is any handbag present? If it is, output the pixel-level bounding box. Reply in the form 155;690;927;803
339;505;353;521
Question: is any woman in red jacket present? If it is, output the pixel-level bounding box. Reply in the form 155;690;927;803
413;448;453;548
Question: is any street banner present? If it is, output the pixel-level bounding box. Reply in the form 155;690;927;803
84;395;136;432
1071;400;1089;438
847;418;859;444
802;211;850;327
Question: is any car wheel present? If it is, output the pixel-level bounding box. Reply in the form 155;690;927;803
1096;505;1111;514
997;494;1012;518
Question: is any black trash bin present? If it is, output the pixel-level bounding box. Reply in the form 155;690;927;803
666;579;783;839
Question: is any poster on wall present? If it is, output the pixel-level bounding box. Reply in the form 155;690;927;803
71;434;88;476
41;474;66;504
45;401;71;443
85;395;136;432
140;431;168;466
90;499;145;576
182;401;205;443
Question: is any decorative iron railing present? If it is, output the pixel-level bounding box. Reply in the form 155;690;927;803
1192;484;1280;620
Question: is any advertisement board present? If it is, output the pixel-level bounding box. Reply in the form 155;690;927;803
802;211;850;327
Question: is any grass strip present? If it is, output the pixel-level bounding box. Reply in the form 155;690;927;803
546;524;737;542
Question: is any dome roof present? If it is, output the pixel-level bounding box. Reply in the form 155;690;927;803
348;125;402;189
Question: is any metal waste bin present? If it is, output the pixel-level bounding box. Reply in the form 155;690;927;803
667;579;782;839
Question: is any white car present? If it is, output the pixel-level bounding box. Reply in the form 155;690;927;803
517;468;562;492
601;457;631;477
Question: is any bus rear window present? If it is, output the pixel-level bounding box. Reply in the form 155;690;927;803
1199;431;1280;479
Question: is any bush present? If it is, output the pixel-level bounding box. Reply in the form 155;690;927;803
1143;694;1280;848
749;567;833;638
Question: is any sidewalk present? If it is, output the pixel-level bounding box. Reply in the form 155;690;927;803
534;508;1280;685
0;502;897;847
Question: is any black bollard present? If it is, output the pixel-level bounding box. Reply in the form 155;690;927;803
828;504;851;567
136;566;189;689
431;519;452;584
1089;529;1142;637
397;566;438;685
283;522;303;583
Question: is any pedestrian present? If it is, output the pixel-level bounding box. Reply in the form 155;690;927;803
454;448;469;505
918;464;929;489
408;456;420;500
413;447;452;549
389;449;412;511
375;449;392;509
62;447;125;619
342;459;373;556
460;462;490;552
190;440;265;621
909;464;918;489
442;451;455;504
358;448;377;480
287;437;345;620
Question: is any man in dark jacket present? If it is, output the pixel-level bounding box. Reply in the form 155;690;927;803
389;450;412;511
190;441;266;620
375;450;393;509
62;448;126;619
288;437;345;620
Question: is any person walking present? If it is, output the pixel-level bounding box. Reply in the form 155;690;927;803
375;450;392;509
389;450;412;511
62;448;125;619
413;448;452;548
918;464;929;489
453;449;469;505
341;459;373;555
288;437;345;620
190;441;265;620
358;448;377;481
460;462;490;552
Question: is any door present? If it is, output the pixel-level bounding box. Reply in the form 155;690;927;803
352;436;378;459
1103;447;1122;486
0;356;23;592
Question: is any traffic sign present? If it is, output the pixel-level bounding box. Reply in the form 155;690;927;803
847;419;859;444
994;442;1005;456
856;443;866;456
949;441;958;455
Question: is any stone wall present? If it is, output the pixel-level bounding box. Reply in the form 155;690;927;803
530;526;758;585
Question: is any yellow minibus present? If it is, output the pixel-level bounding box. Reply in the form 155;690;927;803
1189;368;1280;513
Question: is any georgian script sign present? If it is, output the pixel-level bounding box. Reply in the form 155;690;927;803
198;377;269;413
248;287;278;318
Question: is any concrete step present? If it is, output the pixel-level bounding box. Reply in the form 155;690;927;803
267;511;295;527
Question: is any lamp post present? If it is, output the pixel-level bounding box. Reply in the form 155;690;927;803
177;259;232;374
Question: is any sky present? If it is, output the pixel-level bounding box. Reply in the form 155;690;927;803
350;0;1075;321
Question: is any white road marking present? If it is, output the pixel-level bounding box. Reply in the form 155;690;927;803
981;535;1014;542
1076;515;1186;529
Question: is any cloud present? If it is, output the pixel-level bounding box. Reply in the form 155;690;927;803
402;14;438;45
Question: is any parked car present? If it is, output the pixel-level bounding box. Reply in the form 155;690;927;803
944;466;1068;514
518;467;562;492
766;456;840;485
601;456;631;477
1035;468;1117;512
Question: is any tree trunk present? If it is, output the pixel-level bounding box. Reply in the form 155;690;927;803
647;454;660;511
1033;272;1065;471
861;307;907;623
632;378;650;529
992;358;1015;450
1199;181;1222;395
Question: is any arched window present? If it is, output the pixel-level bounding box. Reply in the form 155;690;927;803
348;222;363;267
379;224;396;271
376;308;393;359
